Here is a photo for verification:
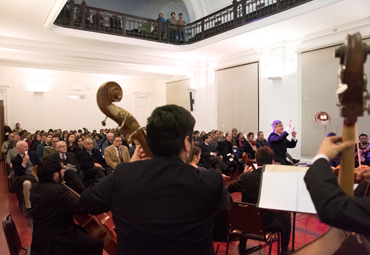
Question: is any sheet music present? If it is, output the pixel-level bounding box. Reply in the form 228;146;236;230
258;165;317;214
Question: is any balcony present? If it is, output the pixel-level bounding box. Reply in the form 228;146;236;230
54;0;313;45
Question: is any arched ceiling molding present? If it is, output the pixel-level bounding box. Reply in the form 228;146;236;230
182;0;209;21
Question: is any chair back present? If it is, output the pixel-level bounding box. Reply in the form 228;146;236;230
2;214;23;255
228;202;267;241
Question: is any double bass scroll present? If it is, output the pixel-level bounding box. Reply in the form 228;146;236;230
97;81;153;158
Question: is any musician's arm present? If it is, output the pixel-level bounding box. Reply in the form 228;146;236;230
80;173;115;215
58;187;87;214
304;158;370;236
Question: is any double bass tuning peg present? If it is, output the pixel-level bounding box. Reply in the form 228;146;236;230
102;116;108;126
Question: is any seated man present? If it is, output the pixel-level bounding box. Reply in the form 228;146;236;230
255;131;268;148
30;156;103;255
1;132;15;154
51;141;85;194
200;134;228;174
6;133;20;167
101;132;114;156
104;136;130;171
76;138;106;182
10;141;38;218
355;133;370;167
217;133;239;172
37;133;52;160
268;120;297;165
43;135;59;158
228;146;291;255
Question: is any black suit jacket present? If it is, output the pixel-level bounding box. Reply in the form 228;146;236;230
304;158;370;237
11;152;39;177
30;181;102;255
216;140;233;162
268;131;297;164
243;142;256;159
51;152;81;173
76;148;106;170
80;156;231;255
199;143;213;158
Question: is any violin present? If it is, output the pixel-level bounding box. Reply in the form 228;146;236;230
293;33;370;254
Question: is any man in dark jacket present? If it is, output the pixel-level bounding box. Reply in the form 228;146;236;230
30;156;103;255
76;138;106;182
80;105;231;255
268;120;297;165
217;133;238;171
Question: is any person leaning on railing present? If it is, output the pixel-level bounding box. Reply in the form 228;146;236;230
168;12;177;43
177;13;186;44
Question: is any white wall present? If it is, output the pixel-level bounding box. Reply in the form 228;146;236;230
0;67;166;132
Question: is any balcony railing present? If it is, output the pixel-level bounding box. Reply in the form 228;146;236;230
54;0;313;45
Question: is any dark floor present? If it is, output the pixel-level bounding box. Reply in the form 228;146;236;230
0;161;330;255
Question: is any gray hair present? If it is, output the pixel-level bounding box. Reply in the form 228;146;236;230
16;141;25;149
56;141;66;149
83;138;93;146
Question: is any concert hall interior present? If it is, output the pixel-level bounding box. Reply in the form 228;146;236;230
0;0;370;254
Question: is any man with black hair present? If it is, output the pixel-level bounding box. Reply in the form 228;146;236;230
355;133;370;166
30;156;103;255
228;146;291;254
43;135;60;158
37;133;52;160
200;133;228;173
81;105;231;255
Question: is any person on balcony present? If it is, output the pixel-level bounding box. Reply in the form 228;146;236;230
177;13;186;44
168;12;177;43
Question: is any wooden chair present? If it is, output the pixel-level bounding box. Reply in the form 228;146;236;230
225;202;280;255
2;214;30;255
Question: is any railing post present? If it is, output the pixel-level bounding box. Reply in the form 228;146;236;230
201;19;205;40
81;0;86;29
232;0;238;27
166;20;170;44
241;0;246;25
122;14;126;36
276;0;281;11
69;0;75;27
158;20;162;41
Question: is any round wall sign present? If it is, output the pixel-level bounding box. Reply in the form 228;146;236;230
315;112;331;125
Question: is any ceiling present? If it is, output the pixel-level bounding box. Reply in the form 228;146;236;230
0;0;370;79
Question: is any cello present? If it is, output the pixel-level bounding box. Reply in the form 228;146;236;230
293;33;370;254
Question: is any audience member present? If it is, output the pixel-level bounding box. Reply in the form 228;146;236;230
13;122;22;132
256;131;268;148
110;13;121;31
93;10;104;28
10;141;38;218
217;133;239;172
30;156;103;255
37;134;52;160
30;133;41;152
243;132;257;159
20;130;28;141
219;131;225;141
76;138;106;182
209;131;219;152
1;132;15;153
43;135;60;158
326;132;341;167
268;120;297;165
5;134;21;169
228;146;291;254
104;136;130;171
51;141;85;194
4;123;11;141
169;12;177;42
72;137;84;154
236;132;246;152
355;133;370;166
101;132;114;156
200;134;228;174
94;134;102;149
157;13;166;37
177;13;186;43
194;137;203;147
193;130;200;139
231;128;238;146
